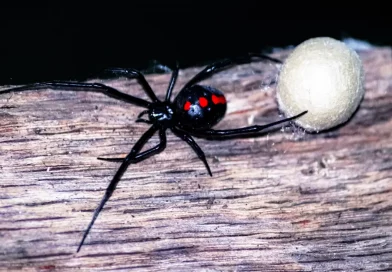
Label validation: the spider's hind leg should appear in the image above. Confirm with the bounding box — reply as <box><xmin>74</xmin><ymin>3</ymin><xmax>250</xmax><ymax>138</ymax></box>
<box><xmin>78</xmin><ymin>126</ymin><xmax>167</xmax><ymax>252</ymax></box>
<box><xmin>182</xmin><ymin>53</ymin><xmax>282</xmax><ymax>90</ymax></box>
<box><xmin>183</xmin><ymin>111</ymin><xmax>308</xmax><ymax>138</ymax></box>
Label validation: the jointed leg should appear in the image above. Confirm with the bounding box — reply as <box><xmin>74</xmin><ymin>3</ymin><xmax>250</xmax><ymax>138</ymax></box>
<box><xmin>0</xmin><ymin>81</ymin><xmax>151</xmax><ymax>108</ymax></box>
<box><xmin>97</xmin><ymin>68</ymin><xmax>159</xmax><ymax>102</ymax></box>
<box><xmin>77</xmin><ymin>126</ymin><xmax>167</xmax><ymax>252</ymax></box>
<box><xmin>134</xmin><ymin>110</ymin><xmax>152</xmax><ymax>124</ymax></box>
<box><xmin>165</xmin><ymin>63</ymin><xmax>179</xmax><ymax>102</ymax></box>
<box><xmin>181</xmin><ymin>53</ymin><xmax>282</xmax><ymax>90</ymax></box>
<box><xmin>97</xmin><ymin>129</ymin><xmax>166</xmax><ymax>162</ymax></box>
<box><xmin>143</xmin><ymin>61</ymin><xmax>173</xmax><ymax>74</ymax></box>
<box><xmin>171</xmin><ymin>127</ymin><xmax>212</xmax><ymax>177</ymax></box>
<box><xmin>183</xmin><ymin>111</ymin><xmax>307</xmax><ymax>138</ymax></box>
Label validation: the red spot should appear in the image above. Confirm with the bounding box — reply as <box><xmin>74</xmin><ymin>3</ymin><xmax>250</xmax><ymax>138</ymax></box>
<box><xmin>212</xmin><ymin>94</ymin><xmax>226</xmax><ymax>105</ymax></box>
<box><xmin>184</xmin><ymin>101</ymin><xmax>191</xmax><ymax>111</ymax></box>
<box><xmin>199</xmin><ymin>97</ymin><xmax>208</xmax><ymax>108</ymax></box>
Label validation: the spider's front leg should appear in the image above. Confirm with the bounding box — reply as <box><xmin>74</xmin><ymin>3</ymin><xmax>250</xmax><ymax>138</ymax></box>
<box><xmin>0</xmin><ymin>81</ymin><xmax>151</xmax><ymax>108</ymax></box>
<box><xmin>95</xmin><ymin>68</ymin><xmax>160</xmax><ymax>102</ymax></box>
<box><xmin>142</xmin><ymin>61</ymin><xmax>173</xmax><ymax>74</ymax></box>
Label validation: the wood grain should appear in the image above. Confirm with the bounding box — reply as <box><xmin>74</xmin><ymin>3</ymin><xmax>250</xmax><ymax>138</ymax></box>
<box><xmin>0</xmin><ymin>47</ymin><xmax>391</xmax><ymax>271</ymax></box>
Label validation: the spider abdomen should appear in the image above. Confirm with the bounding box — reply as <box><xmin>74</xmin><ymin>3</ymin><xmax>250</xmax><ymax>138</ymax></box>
<box><xmin>174</xmin><ymin>85</ymin><xmax>227</xmax><ymax>130</ymax></box>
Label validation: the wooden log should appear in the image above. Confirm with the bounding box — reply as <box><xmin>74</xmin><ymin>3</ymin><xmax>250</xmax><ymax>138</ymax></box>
<box><xmin>0</xmin><ymin>47</ymin><xmax>391</xmax><ymax>271</ymax></box>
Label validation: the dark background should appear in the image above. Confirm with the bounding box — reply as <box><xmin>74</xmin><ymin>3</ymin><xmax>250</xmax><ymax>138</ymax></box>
<box><xmin>1</xmin><ymin>4</ymin><xmax>390</xmax><ymax>85</ymax></box>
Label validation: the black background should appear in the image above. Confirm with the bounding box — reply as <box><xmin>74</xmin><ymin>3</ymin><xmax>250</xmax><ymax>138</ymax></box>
<box><xmin>1</xmin><ymin>4</ymin><xmax>390</xmax><ymax>85</ymax></box>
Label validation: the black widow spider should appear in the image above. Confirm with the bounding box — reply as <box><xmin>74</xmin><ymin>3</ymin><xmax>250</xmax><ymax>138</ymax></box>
<box><xmin>0</xmin><ymin>53</ymin><xmax>307</xmax><ymax>252</ymax></box>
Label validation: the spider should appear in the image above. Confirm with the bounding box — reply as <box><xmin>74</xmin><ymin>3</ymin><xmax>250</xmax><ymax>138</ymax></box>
<box><xmin>0</xmin><ymin>53</ymin><xmax>307</xmax><ymax>252</ymax></box>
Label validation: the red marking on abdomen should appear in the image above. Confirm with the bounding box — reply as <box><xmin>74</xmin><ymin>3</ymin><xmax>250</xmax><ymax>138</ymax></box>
<box><xmin>184</xmin><ymin>101</ymin><xmax>191</xmax><ymax>111</ymax></box>
<box><xmin>212</xmin><ymin>94</ymin><xmax>226</xmax><ymax>105</ymax></box>
<box><xmin>199</xmin><ymin>97</ymin><xmax>208</xmax><ymax>108</ymax></box>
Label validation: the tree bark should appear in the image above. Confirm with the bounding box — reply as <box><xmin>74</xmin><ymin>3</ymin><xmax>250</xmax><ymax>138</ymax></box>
<box><xmin>0</xmin><ymin>47</ymin><xmax>391</xmax><ymax>271</ymax></box>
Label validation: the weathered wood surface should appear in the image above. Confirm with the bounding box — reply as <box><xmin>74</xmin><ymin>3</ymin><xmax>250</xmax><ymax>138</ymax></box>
<box><xmin>0</xmin><ymin>47</ymin><xmax>391</xmax><ymax>272</ymax></box>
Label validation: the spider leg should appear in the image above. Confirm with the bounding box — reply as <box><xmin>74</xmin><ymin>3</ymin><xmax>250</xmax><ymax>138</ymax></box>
<box><xmin>184</xmin><ymin>111</ymin><xmax>307</xmax><ymax>138</ymax></box>
<box><xmin>96</xmin><ymin>135</ymin><xmax>166</xmax><ymax>162</ymax></box>
<box><xmin>97</xmin><ymin>157</ymin><xmax>124</xmax><ymax>162</ymax></box>
<box><xmin>0</xmin><ymin>81</ymin><xmax>150</xmax><ymax>108</ymax></box>
<box><xmin>135</xmin><ymin>110</ymin><xmax>151</xmax><ymax>123</ymax></box>
<box><xmin>165</xmin><ymin>62</ymin><xmax>179</xmax><ymax>102</ymax></box>
<box><xmin>171</xmin><ymin>127</ymin><xmax>212</xmax><ymax>177</ymax></box>
<box><xmin>135</xmin><ymin>119</ymin><xmax>152</xmax><ymax>124</ymax></box>
<box><xmin>143</xmin><ymin>61</ymin><xmax>173</xmax><ymax>74</ymax></box>
<box><xmin>77</xmin><ymin>125</ymin><xmax>167</xmax><ymax>252</ymax></box>
<box><xmin>181</xmin><ymin>53</ymin><xmax>282</xmax><ymax>90</ymax></box>
<box><xmin>98</xmin><ymin>68</ymin><xmax>159</xmax><ymax>102</ymax></box>
<box><xmin>137</xmin><ymin>110</ymin><xmax>149</xmax><ymax>119</ymax></box>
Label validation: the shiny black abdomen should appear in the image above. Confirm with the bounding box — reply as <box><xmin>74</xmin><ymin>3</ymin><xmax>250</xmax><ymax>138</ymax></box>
<box><xmin>174</xmin><ymin>85</ymin><xmax>227</xmax><ymax>130</ymax></box>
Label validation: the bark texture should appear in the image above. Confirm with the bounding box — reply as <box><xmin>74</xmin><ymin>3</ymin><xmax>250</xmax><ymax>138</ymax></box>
<box><xmin>0</xmin><ymin>47</ymin><xmax>391</xmax><ymax>271</ymax></box>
